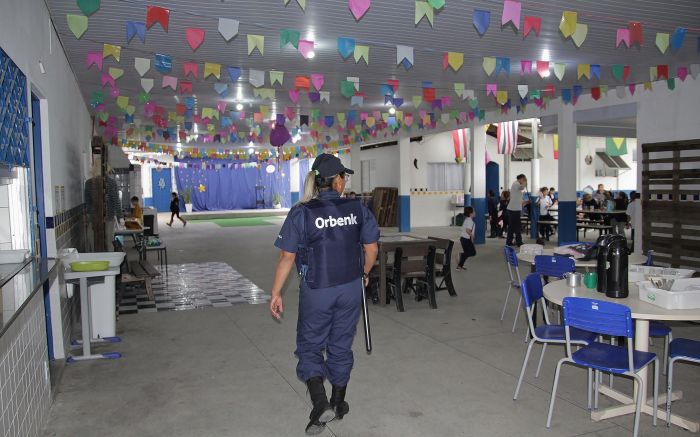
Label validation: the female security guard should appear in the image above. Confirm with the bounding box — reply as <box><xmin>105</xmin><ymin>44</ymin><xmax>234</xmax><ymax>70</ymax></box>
<box><xmin>270</xmin><ymin>154</ymin><xmax>379</xmax><ymax>435</ymax></box>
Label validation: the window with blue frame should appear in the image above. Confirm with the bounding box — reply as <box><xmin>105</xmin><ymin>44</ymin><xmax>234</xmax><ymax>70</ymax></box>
<box><xmin>0</xmin><ymin>46</ymin><xmax>30</xmax><ymax>168</ymax></box>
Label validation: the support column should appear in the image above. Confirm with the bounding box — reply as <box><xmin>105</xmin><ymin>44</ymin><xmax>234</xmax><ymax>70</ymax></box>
<box><xmin>530</xmin><ymin>119</ymin><xmax>541</xmax><ymax>239</ymax></box>
<box><xmin>463</xmin><ymin>147</ymin><xmax>471</xmax><ymax>207</ymax></box>
<box><xmin>398</xmin><ymin>136</ymin><xmax>411</xmax><ymax>232</ymax></box>
<box><xmin>557</xmin><ymin>104</ymin><xmax>577</xmax><ymax>244</ymax></box>
<box><xmin>350</xmin><ymin>142</ymin><xmax>361</xmax><ymax>192</ymax></box>
<box><xmin>470</xmin><ymin>125</ymin><xmax>486</xmax><ymax>244</ymax></box>
<box><xmin>503</xmin><ymin>153</ymin><xmax>511</xmax><ymax>193</ymax></box>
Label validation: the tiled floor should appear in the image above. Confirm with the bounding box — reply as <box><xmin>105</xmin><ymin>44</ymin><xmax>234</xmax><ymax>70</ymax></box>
<box><xmin>118</xmin><ymin>262</ymin><xmax>269</xmax><ymax>315</ymax></box>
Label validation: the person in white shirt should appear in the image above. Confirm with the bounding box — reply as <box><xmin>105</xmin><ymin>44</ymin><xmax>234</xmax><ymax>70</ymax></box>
<box><xmin>537</xmin><ymin>187</ymin><xmax>554</xmax><ymax>240</ymax></box>
<box><xmin>456</xmin><ymin>206</ymin><xmax>476</xmax><ymax>270</ymax></box>
<box><xmin>506</xmin><ymin>174</ymin><xmax>528</xmax><ymax>247</ymax></box>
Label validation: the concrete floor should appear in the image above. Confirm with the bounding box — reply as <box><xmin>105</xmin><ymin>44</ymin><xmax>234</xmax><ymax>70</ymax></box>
<box><xmin>43</xmin><ymin>216</ymin><xmax>700</xmax><ymax>437</ymax></box>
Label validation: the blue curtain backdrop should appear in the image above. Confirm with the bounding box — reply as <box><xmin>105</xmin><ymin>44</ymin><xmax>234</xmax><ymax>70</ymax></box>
<box><xmin>299</xmin><ymin>158</ymin><xmax>310</xmax><ymax>188</ymax></box>
<box><xmin>174</xmin><ymin>160</ymin><xmax>291</xmax><ymax>211</ymax></box>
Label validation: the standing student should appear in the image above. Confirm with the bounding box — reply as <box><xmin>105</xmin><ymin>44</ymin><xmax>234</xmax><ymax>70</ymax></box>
<box><xmin>456</xmin><ymin>206</ymin><xmax>476</xmax><ymax>270</ymax></box>
<box><xmin>270</xmin><ymin>154</ymin><xmax>380</xmax><ymax>435</ymax></box>
<box><xmin>498</xmin><ymin>191</ymin><xmax>510</xmax><ymax>238</ymax></box>
<box><xmin>506</xmin><ymin>174</ymin><xmax>528</xmax><ymax>247</ymax></box>
<box><xmin>487</xmin><ymin>190</ymin><xmax>499</xmax><ymax>238</ymax></box>
<box><xmin>167</xmin><ymin>192</ymin><xmax>187</xmax><ymax>227</ymax></box>
<box><xmin>537</xmin><ymin>187</ymin><xmax>554</xmax><ymax>240</ymax></box>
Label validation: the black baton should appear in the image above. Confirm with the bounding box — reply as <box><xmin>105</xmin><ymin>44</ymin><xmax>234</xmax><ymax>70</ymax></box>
<box><xmin>361</xmin><ymin>279</ymin><xmax>372</xmax><ymax>353</ymax></box>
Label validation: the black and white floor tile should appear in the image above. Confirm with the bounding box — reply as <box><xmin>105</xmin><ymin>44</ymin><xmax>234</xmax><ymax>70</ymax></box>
<box><xmin>118</xmin><ymin>262</ymin><xmax>269</xmax><ymax>315</ymax></box>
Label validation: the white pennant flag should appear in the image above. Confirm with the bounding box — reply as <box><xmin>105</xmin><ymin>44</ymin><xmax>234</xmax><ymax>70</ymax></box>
<box><xmin>141</xmin><ymin>78</ymin><xmax>154</xmax><ymax>92</ymax></box>
<box><xmin>249</xmin><ymin>69</ymin><xmax>265</xmax><ymax>88</ymax></box>
<box><xmin>396</xmin><ymin>45</ymin><xmax>414</xmax><ymax>66</ymax></box>
<box><xmin>347</xmin><ymin>76</ymin><xmax>360</xmax><ymax>91</ymax></box>
<box><xmin>319</xmin><ymin>91</ymin><xmax>330</xmax><ymax>103</ymax></box>
<box><xmin>690</xmin><ymin>64</ymin><xmax>700</xmax><ymax>80</ymax></box>
<box><xmin>616</xmin><ymin>86</ymin><xmax>626</xmax><ymax>99</ymax></box>
<box><xmin>463</xmin><ymin>89</ymin><xmax>475</xmax><ymax>100</ymax></box>
<box><xmin>134</xmin><ymin>57</ymin><xmax>150</xmax><ymax>76</ymax></box>
<box><xmin>518</xmin><ymin>85</ymin><xmax>529</xmax><ymax>99</ymax></box>
<box><xmin>218</xmin><ymin>18</ymin><xmax>239</xmax><ymax>41</ymax></box>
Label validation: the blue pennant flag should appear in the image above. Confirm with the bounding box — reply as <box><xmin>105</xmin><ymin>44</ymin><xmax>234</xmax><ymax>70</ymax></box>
<box><xmin>380</xmin><ymin>84</ymin><xmax>394</xmax><ymax>96</ymax></box>
<box><xmin>337</xmin><ymin>37</ymin><xmax>355</xmax><ymax>59</ymax></box>
<box><xmin>126</xmin><ymin>22</ymin><xmax>145</xmax><ymax>43</ymax></box>
<box><xmin>401</xmin><ymin>58</ymin><xmax>413</xmax><ymax>70</ymax></box>
<box><xmin>671</xmin><ymin>27</ymin><xmax>687</xmax><ymax>51</ymax></box>
<box><xmin>393</xmin><ymin>97</ymin><xmax>404</xmax><ymax>107</ymax></box>
<box><xmin>324</xmin><ymin>115</ymin><xmax>334</xmax><ymax>128</ymax></box>
<box><xmin>154</xmin><ymin>53</ymin><xmax>172</xmax><ymax>74</ymax></box>
<box><xmin>227</xmin><ymin>67</ymin><xmax>241</xmax><ymax>82</ymax></box>
<box><xmin>421</xmin><ymin>81</ymin><xmax>433</xmax><ymax>88</ymax></box>
<box><xmin>384</xmin><ymin>95</ymin><xmax>393</xmax><ymax>105</ymax></box>
<box><xmin>495</xmin><ymin>57</ymin><xmax>510</xmax><ymax>76</ymax></box>
<box><xmin>125</xmin><ymin>114</ymin><xmax>134</xmax><ymax>123</ymax></box>
<box><xmin>185</xmin><ymin>97</ymin><xmax>195</xmax><ymax>110</ymax></box>
<box><xmin>590</xmin><ymin>64</ymin><xmax>601</xmax><ymax>80</ymax></box>
<box><xmin>561</xmin><ymin>89</ymin><xmax>572</xmax><ymax>104</ymax></box>
<box><xmin>473</xmin><ymin>9</ymin><xmax>491</xmax><ymax>36</ymax></box>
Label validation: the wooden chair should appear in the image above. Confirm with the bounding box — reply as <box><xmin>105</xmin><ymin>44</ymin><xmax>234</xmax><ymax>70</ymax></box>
<box><xmin>387</xmin><ymin>244</ymin><xmax>437</xmax><ymax>312</ymax></box>
<box><xmin>428</xmin><ymin>236</ymin><xmax>457</xmax><ymax>297</ymax></box>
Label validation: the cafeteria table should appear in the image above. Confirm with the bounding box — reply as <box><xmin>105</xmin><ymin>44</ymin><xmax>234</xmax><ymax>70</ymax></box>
<box><xmin>516</xmin><ymin>245</ymin><xmax>647</xmax><ymax>270</ymax></box>
<box><xmin>377</xmin><ymin>235</ymin><xmax>435</xmax><ymax>306</ymax></box>
<box><xmin>543</xmin><ymin>281</ymin><xmax>700</xmax><ymax>432</ymax></box>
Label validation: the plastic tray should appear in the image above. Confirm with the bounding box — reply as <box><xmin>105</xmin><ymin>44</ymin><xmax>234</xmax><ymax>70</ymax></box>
<box><xmin>70</xmin><ymin>261</ymin><xmax>110</xmax><ymax>272</ymax></box>
<box><xmin>638</xmin><ymin>281</ymin><xmax>700</xmax><ymax>310</ymax></box>
<box><xmin>628</xmin><ymin>266</ymin><xmax>695</xmax><ymax>283</ymax></box>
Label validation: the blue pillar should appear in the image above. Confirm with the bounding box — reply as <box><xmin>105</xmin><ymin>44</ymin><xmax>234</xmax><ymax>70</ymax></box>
<box><xmin>557</xmin><ymin>201</ymin><xmax>577</xmax><ymax>245</ymax></box>
<box><xmin>530</xmin><ymin>194</ymin><xmax>539</xmax><ymax>239</ymax></box>
<box><xmin>472</xmin><ymin>197</ymin><xmax>486</xmax><ymax>244</ymax></box>
<box><xmin>463</xmin><ymin>193</ymin><xmax>472</xmax><ymax>206</ymax></box>
<box><xmin>398</xmin><ymin>195</ymin><xmax>410</xmax><ymax>232</ymax></box>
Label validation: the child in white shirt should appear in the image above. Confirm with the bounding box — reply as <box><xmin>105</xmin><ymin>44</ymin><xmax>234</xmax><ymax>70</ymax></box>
<box><xmin>457</xmin><ymin>207</ymin><xmax>476</xmax><ymax>270</ymax></box>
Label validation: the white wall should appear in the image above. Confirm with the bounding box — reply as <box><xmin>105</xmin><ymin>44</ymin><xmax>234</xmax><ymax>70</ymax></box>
<box><xmin>0</xmin><ymin>0</ymin><xmax>92</xmax><ymax>255</ymax></box>
<box><xmin>358</xmin><ymin>145</ymin><xmax>400</xmax><ymax>190</ymax></box>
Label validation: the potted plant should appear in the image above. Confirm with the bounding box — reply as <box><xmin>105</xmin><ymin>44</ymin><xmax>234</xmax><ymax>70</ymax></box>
<box><xmin>182</xmin><ymin>188</ymin><xmax>193</xmax><ymax>213</ymax></box>
<box><xmin>272</xmin><ymin>193</ymin><xmax>282</xmax><ymax>209</ymax></box>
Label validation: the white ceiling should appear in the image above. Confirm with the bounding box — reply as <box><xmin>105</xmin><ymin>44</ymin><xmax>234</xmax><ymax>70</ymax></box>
<box><xmin>45</xmin><ymin>0</ymin><xmax>700</xmax><ymax>143</ymax></box>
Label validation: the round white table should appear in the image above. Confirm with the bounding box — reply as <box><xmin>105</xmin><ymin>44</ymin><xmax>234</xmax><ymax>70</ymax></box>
<box><xmin>517</xmin><ymin>246</ymin><xmax>648</xmax><ymax>269</ymax></box>
<box><xmin>543</xmin><ymin>281</ymin><xmax>700</xmax><ymax>432</ymax></box>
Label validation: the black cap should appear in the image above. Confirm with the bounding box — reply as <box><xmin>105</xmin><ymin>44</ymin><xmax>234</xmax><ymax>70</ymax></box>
<box><xmin>311</xmin><ymin>153</ymin><xmax>354</xmax><ymax>178</ymax></box>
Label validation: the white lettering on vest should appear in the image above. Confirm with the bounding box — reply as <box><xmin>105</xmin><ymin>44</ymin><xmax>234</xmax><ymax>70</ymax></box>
<box><xmin>314</xmin><ymin>213</ymin><xmax>358</xmax><ymax>229</ymax></box>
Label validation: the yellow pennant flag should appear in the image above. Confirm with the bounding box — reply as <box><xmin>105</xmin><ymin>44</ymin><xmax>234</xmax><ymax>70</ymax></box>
<box><xmin>559</xmin><ymin>11</ymin><xmax>577</xmax><ymax>38</ymax></box>
<box><xmin>395</xmin><ymin>111</ymin><xmax>404</xmax><ymax>121</ymax></box>
<box><xmin>496</xmin><ymin>90</ymin><xmax>508</xmax><ymax>105</ymax></box>
<box><xmin>108</xmin><ymin>67</ymin><xmax>124</xmax><ymax>80</ymax></box>
<box><xmin>260</xmin><ymin>105</ymin><xmax>270</xmax><ymax>118</ymax></box>
<box><xmin>482</xmin><ymin>57</ymin><xmax>496</xmax><ymax>76</ymax></box>
<box><xmin>269</xmin><ymin>70</ymin><xmax>284</xmax><ymax>86</ymax></box>
<box><xmin>649</xmin><ymin>67</ymin><xmax>658</xmax><ymax>81</ymax></box>
<box><xmin>577</xmin><ymin>64</ymin><xmax>590</xmax><ymax>80</ymax></box>
<box><xmin>447</xmin><ymin>52</ymin><xmax>464</xmax><ymax>71</ymax></box>
<box><xmin>366</xmin><ymin>117</ymin><xmax>376</xmax><ymax>128</ymax></box>
<box><xmin>203</xmin><ymin>63</ymin><xmax>221</xmax><ymax>79</ymax></box>
<box><xmin>248</xmin><ymin>34</ymin><xmax>265</xmax><ymax>55</ymax></box>
<box><xmin>168</xmin><ymin>111</ymin><xmax>177</xmax><ymax>122</ymax></box>
<box><xmin>116</xmin><ymin>96</ymin><xmax>129</xmax><ymax>109</ymax></box>
<box><xmin>354</xmin><ymin>45</ymin><xmax>369</xmax><ymax>64</ymax></box>
<box><xmin>644</xmin><ymin>82</ymin><xmax>653</xmax><ymax>91</ymax></box>
<box><xmin>415</xmin><ymin>1</ymin><xmax>434</xmax><ymax>26</ymax></box>
<box><xmin>103</xmin><ymin>44</ymin><xmax>121</xmax><ymax>62</ymax></box>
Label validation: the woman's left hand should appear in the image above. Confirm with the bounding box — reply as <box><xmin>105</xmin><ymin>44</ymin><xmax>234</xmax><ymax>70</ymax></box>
<box><xmin>269</xmin><ymin>295</ymin><xmax>284</xmax><ymax>320</ymax></box>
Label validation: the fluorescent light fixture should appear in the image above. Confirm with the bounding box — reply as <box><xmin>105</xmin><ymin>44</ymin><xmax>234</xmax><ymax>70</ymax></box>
<box><xmin>389</xmin><ymin>107</ymin><xmax>396</xmax><ymax>115</ymax></box>
<box><xmin>307</xmin><ymin>51</ymin><xmax>315</xmax><ymax>59</ymax></box>
<box><xmin>236</xmin><ymin>103</ymin><xmax>243</xmax><ymax>111</ymax></box>
<box><xmin>248</xmin><ymin>147</ymin><xmax>254</xmax><ymax>155</ymax></box>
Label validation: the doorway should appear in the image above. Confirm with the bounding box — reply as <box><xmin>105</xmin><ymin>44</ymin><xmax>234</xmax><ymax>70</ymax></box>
<box><xmin>486</xmin><ymin>162</ymin><xmax>500</xmax><ymax>197</ymax></box>
<box><xmin>151</xmin><ymin>168</ymin><xmax>172</xmax><ymax>212</ymax></box>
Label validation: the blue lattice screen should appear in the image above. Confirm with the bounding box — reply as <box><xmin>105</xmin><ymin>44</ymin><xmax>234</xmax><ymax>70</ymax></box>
<box><xmin>0</xmin><ymin>47</ymin><xmax>29</xmax><ymax>167</ymax></box>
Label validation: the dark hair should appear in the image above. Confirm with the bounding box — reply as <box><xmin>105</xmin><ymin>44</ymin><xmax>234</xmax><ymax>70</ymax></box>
<box><xmin>540</xmin><ymin>186</ymin><xmax>548</xmax><ymax>193</ymax></box>
<box><xmin>130</xmin><ymin>196</ymin><xmax>139</xmax><ymax>202</ymax></box>
<box><xmin>488</xmin><ymin>190</ymin><xmax>495</xmax><ymax>197</ymax></box>
<box><xmin>516</xmin><ymin>174</ymin><xmax>526</xmax><ymax>181</ymax></box>
<box><xmin>172</xmin><ymin>192</ymin><xmax>178</xmax><ymax>196</ymax></box>
<box><xmin>315</xmin><ymin>171</ymin><xmax>344</xmax><ymax>191</ymax></box>
<box><xmin>463</xmin><ymin>206</ymin><xmax>474</xmax><ymax>216</ymax></box>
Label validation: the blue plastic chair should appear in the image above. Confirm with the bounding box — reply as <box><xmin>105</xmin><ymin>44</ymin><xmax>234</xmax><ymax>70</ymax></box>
<box><xmin>667</xmin><ymin>338</ymin><xmax>700</xmax><ymax>427</ymax></box>
<box><xmin>534</xmin><ymin>255</ymin><xmax>576</xmax><ymax>280</ymax></box>
<box><xmin>501</xmin><ymin>246</ymin><xmax>523</xmax><ymax>333</ymax></box>
<box><xmin>546</xmin><ymin>297</ymin><xmax>659</xmax><ymax>437</ymax></box>
<box><xmin>513</xmin><ymin>274</ymin><xmax>596</xmax><ymax>400</ymax></box>
<box><xmin>649</xmin><ymin>321</ymin><xmax>672</xmax><ymax>375</ymax></box>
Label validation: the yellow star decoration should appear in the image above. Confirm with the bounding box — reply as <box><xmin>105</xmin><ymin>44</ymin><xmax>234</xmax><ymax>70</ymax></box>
<box><xmin>198</xmin><ymin>184</ymin><xmax>206</xmax><ymax>193</ymax></box>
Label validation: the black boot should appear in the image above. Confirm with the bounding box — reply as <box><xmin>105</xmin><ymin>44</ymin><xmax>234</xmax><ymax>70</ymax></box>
<box><xmin>305</xmin><ymin>377</ymin><xmax>334</xmax><ymax>435</ymax></box>
<box><xmin>330</xmin><ymin>385</ymin><xmax>350</xmax><ymax>420</ymax></box>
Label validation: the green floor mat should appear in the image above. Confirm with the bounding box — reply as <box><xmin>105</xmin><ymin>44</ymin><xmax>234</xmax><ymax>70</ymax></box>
<box><xmin>190</xmin><ymin>217</ymin><xmax>282</xmax><ymax>227</ymax></box>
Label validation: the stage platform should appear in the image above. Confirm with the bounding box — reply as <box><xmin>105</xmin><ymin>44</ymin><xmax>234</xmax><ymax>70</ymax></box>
<box><xmin>179</xmin><ymin>208</ymin><xmax>290</xmax><ymax>221</ymax></box>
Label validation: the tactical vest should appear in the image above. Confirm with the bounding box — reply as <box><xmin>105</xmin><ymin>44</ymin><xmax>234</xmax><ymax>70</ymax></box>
<box><xmin>298</xmin><ymin>197</ymin><xmax>364</xmax><ymax>289</ymax></box>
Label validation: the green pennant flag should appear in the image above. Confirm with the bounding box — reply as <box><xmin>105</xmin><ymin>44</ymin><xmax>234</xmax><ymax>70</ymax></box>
<box><xmin>340</xmin><ymin>80</ymin><xmax>356</xmax><ymax>98</ymax></box>
<box><xmin>138</xmin><ymin>92</ymin><xmax>150</xmax><ymax>104</ymax></box>
<box><xmin>478</xmin><ymin>110</ymin><xmax>486</xmax><ymax>121</ymax></box>
<box><xmin>606</xmin><ymin>137</ymin><xmax>628</xmax><ymax>156</ymax></box>
<box><xmin>311</xmin><ymin>109</ymin><xmax>321</xmax><ymax>120</ymax></box>
<box><xmin>280</xmin><ymin>29</ymin><xmax>300</xmax><ymax>48</ymax></box>
<box><xmin>468</xmin><ymin>98</ymin><xmax>479</xmax><ymax>109</ymax></box>
<box><xmin>412</xmin><ymin>95</ymin><xmax>422</xmax><ymax>107</ymax></box>
<box><xmin>611</xmin><ymin>64</ymin><xmax>624</xmax><ymax>81</ymax></box>
<box><xmin>91</xmin><ymin>91</ymin><xmax>104</xmax><ymax>105</ymax></box>
<box><xmin>450</xmin><ymin>109</ymin><xmax>459</xmax><ymax>120</ymax></box>
<box><xmin>667</xmin><ymin>78</ymin><xmax>676</xmax><ymax>90</ymax></box>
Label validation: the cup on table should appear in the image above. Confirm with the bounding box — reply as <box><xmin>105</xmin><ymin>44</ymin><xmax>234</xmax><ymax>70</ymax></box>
<box><xmin>584</xmin><ymin>272</ymin><xmax>598</xmax><ymax>289</ymax></box>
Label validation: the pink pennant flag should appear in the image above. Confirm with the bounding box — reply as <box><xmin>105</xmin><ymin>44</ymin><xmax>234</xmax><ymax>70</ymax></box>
<box><xmin>387</xmin><ymin>79</ymin><xmax>400</xmax><ymax>92</ymax></box>
<box><xmin>523</xmin><ymin>16</ymin><xmax>541</xmax><ymax>38</ymax></box>
<box><xmin>677</xmin><ymin>66</ymin><xmax>688</xmax><ymax>81</ymax></box>
<box><xmin>162</xmin><ymin>75</ymin><xmax>178</xmax><ymax>90</ymax></box>
<box><xmin>285</xmin><ymin>107</ymin><xmax>296</xmax><ymax>120</ymax></box>
<box><xmin>183</xmin><ymin>62</ymin><xmax>199</xmax><ymax>79</ymax></box>
<box><xmin>349</xmin><ymin>0</ymin><xmax>371</xmax><ymax>20</ymax></box>
<box><xmin>520</xmin><ymin>59</ymin><xmax>532</xmax><ymax>74</ymax></box>
<box><xmin>486</xmin><ymin>83</ymin><xmax>497</xmax><ymax>96</ymax></box>
<box><xmin>628</xmin><ymin>84</ymin><xmax>636</xmax><ymax>95</ymax></box>
<box><xmin>298</xmin><ymin>40</ymin><xmax>315</xmax><ymax>59</ymax></box>
<box><xmin>86</xmin><ymin>51</ymin><xmax>103</xmax><ymax>70</ymax></box>
<box><xmin>536</xmin><ymin>60</ymin><xmax>549</xmax><ymax>78</ymax></box>
<box><xmin>289</xmin><ymin>89</ymin><xmax>300</xmax><ymax>103</ymax></box>
<box><xmin>419</xmin><ymin>110</ymin><xmax>427</xmax><ymax>119</ymax></box>
<box><xmin>545</xmin><ymin>84</ymin><xmax>556</xmax><ymax>97</ymax></box>
<box><xmin>501</xmin><ymin>0</ymin><xmax>521</xmax><ymax>30</ymax></box>
<box><xmin>360</xmin><ymin>112</ymin><xmax>368</xmax><ymax>121</ymax></box>
<box><xmin>616</xmin><ymin>28</ymin><xmax>631</xmax><ymax>48</ymax></box>
<box><xmin>404</xmin><ymin>114</ymin><xmax>413</xmax><ymax>127</ymax></box>
<box><xmin>109</xmin><ymin>87</ymin><xmax>120</xmax><ymax>98</ymax></box>
<box><xmin>185</xmin><ymin>28</ymin><xmax>205</xmax><ymax>51</ymax></box>
<box><xmin>459</xmin><ymin>112</ymin><xmax>467</xmax><ymax>123</ymax></box>
<box><xmin>311</xmin><ymin>73</ymin><xmax>324</xmax><ymax>90</ymax></box>
<box><xmin>101</xmin><ymin>73</ymin><xmax>115</xmax><ymax>88</ymax></box>
<box><xmin>441</xmin><ymin>95</ymin><xmax>451</xmax><ymax>107</ymax></box>
<box><xmin>468</xmin><ymin>111</ymin><xmax>475</xmax><ymax>121</ymax></box>
<box><xmin>217</xmin><ymin>101</ymin><xmax>227</xmax><ymax>113</ymax></box>
<box><xmin>442</xmin><ymin>53</ymin><xmax>449</xmax><ymax>70</ymax></box>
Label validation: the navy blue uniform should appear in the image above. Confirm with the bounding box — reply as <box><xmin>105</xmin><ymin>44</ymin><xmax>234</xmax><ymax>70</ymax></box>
<box><xmin>275</xmin><ymin>191</ymin><xmax>379</xmax><ymax>386</ymax></box>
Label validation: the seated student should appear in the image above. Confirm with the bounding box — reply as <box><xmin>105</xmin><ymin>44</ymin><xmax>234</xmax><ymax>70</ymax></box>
<box><xmin>130</xmin><ymin>196</ymin><xmax>143</xmax><ymax>222</ymax></box>
<box><xmin>536</xmin><ymin>187</ymin><xmax>554</xmax><ymax>240</ymax></box>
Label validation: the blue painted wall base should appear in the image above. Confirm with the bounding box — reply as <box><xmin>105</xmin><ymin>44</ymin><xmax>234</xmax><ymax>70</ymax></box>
<box><xmin>472</xmin><ymin>197</ymin><xmax>486</xmax><ymax>244</ymax></box>
<box><xmin>463</xmin><ymin>194</ymin><xmax>472</xmax><ymax>207</ymax></box>
<box><xmin>291</xmin><ymin>191</ymin><xmax>300</xmax><ymax>205</ymax></box>
<box><xmin>398</xmin><ymin>195</ymin><xmax>410</xmax><ymax>232</ymax></box>
<box><xmin>557</xmin><ymin>201</ymin><xmax>577</xmax><ymax>245</ymax></box>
